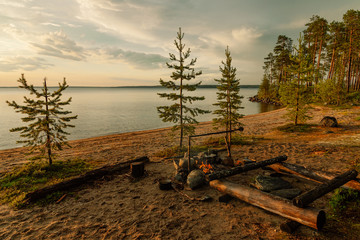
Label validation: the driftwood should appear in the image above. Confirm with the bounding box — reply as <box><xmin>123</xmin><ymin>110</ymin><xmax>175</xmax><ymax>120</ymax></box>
<box><xmin>25</xmin><ymin>156</ymin><xmax>149</xmax><ymax>203</ymax></box>
<box><xmin>206</xmin><ymin>155</ymin><xmax>287</xmax><ymax>181</ymax></box>
<box><xmin>266</xmin><ymin>162</ymin><xmax>360</xmax><ymax>191</ymax></box>
<box><xmin>293</xmin><ymin>169</ymin><xmax>358</xmax><ymax>208</ymax></box>
<box><xmin>210</xmin><ymin>179</ymin><xmax>326</xmax><ymax>230</ymax></box>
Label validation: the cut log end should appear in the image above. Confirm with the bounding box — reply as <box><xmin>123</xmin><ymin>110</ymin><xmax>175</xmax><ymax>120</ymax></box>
<box><xmin>317</xmin><ymin>210</ymin><xmax>326</xmax><ymax>231</ymax></box>
<box><xmin>130</xmin><ymin>162</ymin><xmax>145</xmax><ymax>178</ymax></box>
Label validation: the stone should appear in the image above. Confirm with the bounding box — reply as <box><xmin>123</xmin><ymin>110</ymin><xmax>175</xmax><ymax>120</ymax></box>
<box><xmin>187</xmin><ymin>170</ymin><xmax>205</xmax><ymax>189</ymax></box>
<box><xmin>179</xmin><ymin>157</ymin><xmax>195</xmax><ymax>171</ymax></box>
<box><xmin>270</xmin><ymin>188</ymin><xmax>302</xmax><ymax>200</ymax></box>
<box><xmin>254</xmin><ymin>175</ymin><xmax>292</xmax><ymax>192</ymax></box>
<box><xmin>320</xmin><ymin>116</ymin><xmax>338</xmax><ymax>127</ymax></box>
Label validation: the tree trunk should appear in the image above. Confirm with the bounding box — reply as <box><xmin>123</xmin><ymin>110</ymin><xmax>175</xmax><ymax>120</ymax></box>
<box><xmin>206</xmin><ymin>155</ymin><xmax>287</xmax><ymax>181</ymax></box>
<box><xmin>210</xmin><ymin>180</ymin><xmax>326</xmax><ymax>230</ymax></box>
<box><xmin>293</xmin><ymin>169</ymin><xmax>358</xmax><ymax>208</ymax></box>
<box><xmin>347</xmin><ymin>29</ymin><xmax>354</xmax><ymax>93</ymax></box>
<box><xmin>43</xmin><ymin>78</ymin><xmax>52</xmax><ymax>165</ymax></box>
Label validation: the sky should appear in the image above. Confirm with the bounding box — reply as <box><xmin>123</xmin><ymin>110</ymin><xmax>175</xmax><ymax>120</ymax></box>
<box><xmin>0</xmin><ymin>0</ymin><xmax>359</xmax><ymax>87</ymax></box>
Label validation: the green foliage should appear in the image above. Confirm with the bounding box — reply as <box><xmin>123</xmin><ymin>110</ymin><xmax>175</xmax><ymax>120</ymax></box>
<box><xmin>329</xmin><ymin>188</ymin><xmax>360</xmax><ymax>215</ymax></box>
<box><xmin>213</xmin><ymin>46</ymin><xmax>243</xmax><ymax>156</ymax></box>
<box><xmin>316</xmin><ymin>78</ymin><xmax>346</xmax><ymax>105</ymax></box>
<box><xmin>7</xmin><ymin>74</ymin><xmax>77</xmax><ymax>165</ymax></box>
<box><xmin>157</xmin><ymin>28</ymin><xmax>209</xmax><ymax>148</ymax></box>
<box><xmin>0</xmin><ymin>159</ymin><xmax>92</xmax><ymax>208</ymax></box>
<box><xmin>277</xmin><ymin>123</ymin><xmax>315</xmax><ymax>133</ymax></box>
<box><xmin>279</xmin><ymin>35</ymin><xmax>313</xmax><ymax>125</ymax></box>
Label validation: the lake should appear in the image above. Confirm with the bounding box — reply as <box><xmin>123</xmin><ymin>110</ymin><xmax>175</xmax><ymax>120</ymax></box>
<box><xmin>0</xmin><ymin>87</ymin><xmax>279</xmax><ymax>150</ymax></box>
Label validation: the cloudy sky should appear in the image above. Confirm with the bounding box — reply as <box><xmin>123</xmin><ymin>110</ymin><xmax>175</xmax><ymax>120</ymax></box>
<box><xmin>0</xmin><ymin>0</ymin><xmax>359</xmax><ymax>86</ymax></box>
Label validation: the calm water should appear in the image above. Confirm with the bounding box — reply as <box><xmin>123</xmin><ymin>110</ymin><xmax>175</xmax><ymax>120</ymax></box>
<box><xmin>0</xmin><ymin>87</ymin><xmax>279</xmax><ymax>150</ymax></box>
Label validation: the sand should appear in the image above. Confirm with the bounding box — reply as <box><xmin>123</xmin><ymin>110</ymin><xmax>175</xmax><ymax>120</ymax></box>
<box><xmin>1</xmin><ymin>106</ymin><xmax>360</xmax><ymax>239</ymax></box>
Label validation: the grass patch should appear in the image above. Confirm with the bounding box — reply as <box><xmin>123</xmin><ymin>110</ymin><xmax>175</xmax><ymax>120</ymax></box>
<box><xmin>277</xmin><ymin>123</ymin><xmax>315</xmax><ymax>133</ymax></box>
<box><xmin>203</xmin><ymin>134</ymin><xmax>260</xmax><ymax>147</ymax></box>
<box><xmin>0</xmin><ymin>159</ymin><xmax>93</xmax><ymax>208</ymax></box>
<box><xmin>355</xmin><ymin>116</ymin><xmax>360</xmax><ymax>121</ymax></box>
<box><xmin>329</xmin><ymin>188</ymin><xmax>360</xmax><ymax>215</ymax></box>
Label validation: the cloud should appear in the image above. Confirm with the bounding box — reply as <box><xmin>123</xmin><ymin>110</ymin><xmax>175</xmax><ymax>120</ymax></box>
<box><xmin>0</xmin><ymin>56</ymin><xmax>53</xmax><ymax>72</ymax></box>
<box><xmin>232</xmin><ymin>27</ymin><xmax>263</xmax><ymax>44</ymax></box>
<box><xmin>98</xmin><ymin>48</ymin><xmax>167</xmax><ymax>69</ymax></box>
<box><xmin>76</xmin><ymin>0</ymin><xmax>161</xmax><ymax>43</ymax></box>
<box><xmin>31</xmin><ymin>31</ymin><xmax>87</xmax><ymax>61</ymax></box>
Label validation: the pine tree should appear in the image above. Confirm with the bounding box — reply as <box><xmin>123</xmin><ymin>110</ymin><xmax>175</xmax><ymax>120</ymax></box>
<box><xmin>280</xmin><ymin>36</ymin><xmax>313</xmax><ymax>125</ymax></box>
<box><xmin>7</xmin><ymin>74</ymin><xmax>77</xmax><ymax>165</ymax></box>
<box><xmin>213</xmin><ymin>46</ymin><xmax>243</xmax><ymax>158</ymax></box>
<box><xmin>157</xmin><ymin>28</ymin><xmax>209</xmax><ymax>149</ymax></box>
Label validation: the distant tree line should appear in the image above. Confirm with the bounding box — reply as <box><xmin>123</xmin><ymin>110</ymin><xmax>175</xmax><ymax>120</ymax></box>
<box><xmin>258</xmin><ymin>9</ymin><xmax>360</xmax><ymax>106</ymax></box>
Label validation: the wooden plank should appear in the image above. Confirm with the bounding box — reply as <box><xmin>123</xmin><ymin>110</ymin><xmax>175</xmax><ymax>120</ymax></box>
<box><xmin>210</xmin><ymin>179</ymin><xmax>326</xmax><ymax>230</ymax></box>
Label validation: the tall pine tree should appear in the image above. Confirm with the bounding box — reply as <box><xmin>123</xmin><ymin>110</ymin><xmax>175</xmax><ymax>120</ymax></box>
<box><xmin>7</xmin><ymin>74</ymin><xmax>77</xmax><ymax>165</ymax></box>
<box><xmin>157</xmin><ymin>28</ymin><xmax>209</xmax><ymax>149</ymax></box>
<box><xmin>213</xmin><ymin>46</ymin><xmax>243</xmax><ymax>158</ymax></box>
<box><xmin>280</xmin><ymin>36</ymin><xmax>313</xmax><ymax>125</ymax></box>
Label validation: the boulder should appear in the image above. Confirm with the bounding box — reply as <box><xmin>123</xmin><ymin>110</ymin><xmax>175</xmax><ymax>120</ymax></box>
<box><xmin>187</xmin><ymin>170</ymin><xmax>205</xmax><ymax>189</ymax></box>
<box><xmin>254</xmin><ymin>175</ymin><xmax>292</xmax><ymax>192</ymax></box>
<box><xmin>320</xmin><ymin>116</ymin><xmax>338</xmax><ymax>127</ymax></box>
<box><xmin>270</xmin><ymin>188</ymin><xmax>302</xmax><ymax>200</ymax></box>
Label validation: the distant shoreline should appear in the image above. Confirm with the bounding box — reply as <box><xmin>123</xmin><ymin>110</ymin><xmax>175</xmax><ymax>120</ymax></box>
<box><xmin>0</xmin><ymin>85</ymin><xmax>260</xmax><ymax>89</ymax></box>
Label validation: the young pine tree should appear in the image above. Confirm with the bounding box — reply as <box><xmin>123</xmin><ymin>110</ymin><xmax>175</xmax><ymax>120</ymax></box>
<box><xmin>7</xmin><ymin>74</ymin><xmax>77</xmax><ymax>165</ymax></box>
<box><xmin>279</xmin><ymin>36</ymin><xmax>313</xmax><ymax>125</ymax></box>
<box><xmin>213</xmin><ymin>46</ymin><xmax>244</xmax><ymax>158</ymax></box>
<box><xmin>157</xmin><ymin>28</ymin><xmax>209</xmax><ymax>149</ymax></box>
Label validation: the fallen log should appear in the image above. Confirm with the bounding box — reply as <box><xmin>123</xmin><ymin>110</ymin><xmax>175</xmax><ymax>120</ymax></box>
<box><xmin>210</xmin><ymin>180</ymin><xmax>326</xmax><ymax>230</ymax></box>
<box><xmin>206</xmin><ymin>155</ymin><xmax>287</xmax><ymax>181</ymax></box>
<box><xmin>25</xmin><ymin>156</ymin><xmax>149</xmax><ymax>203</ymax></box>
<box><xmin>293</xmin><ymin>169</ymin><xmax>358</xmax><ymax>208</ymax></box>
<box><xmin>266</xmin><ymin>162</ymin><xmax>360</xmax><ymax>191</ymax></box>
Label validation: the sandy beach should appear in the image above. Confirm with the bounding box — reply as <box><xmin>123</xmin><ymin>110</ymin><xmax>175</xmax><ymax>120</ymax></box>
<box><xmin>1</xmin><ymin>106</ymin><xmax>360</xmax><ymax>239</ymax></box>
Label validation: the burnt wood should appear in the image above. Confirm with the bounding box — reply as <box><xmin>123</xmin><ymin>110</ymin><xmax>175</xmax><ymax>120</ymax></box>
<box><xmin>206</xmin><ymin>155</ymin><xmax>287</xmax><ymax>181</ymax></box>
<box><xmin>131</xmin><ymin>162</ymin><xmax>145</xmax><ymax>178</ymax></box>
<box><xmin>267</xmin><ymin>162</ymin><xmax>360</xmax><ymax>191</ymax></box>
<box><xmin>210</xmin><ymin>179</ymin><xmax>326</xmax><ymax>230</ymax></box>
<box><xmin>293</xmin><ymin>169</ymin><xmax>358</xmax><ymax>208</ymax></box>
<box><xmin>280</xmin><ymin>220</ymin><xmax>301</xmax><ymax>233</ymax></box>
<box><xmin>25</xmin><ymin>156</ymin><xmax>149</xmax><ymax>203</ymax></box>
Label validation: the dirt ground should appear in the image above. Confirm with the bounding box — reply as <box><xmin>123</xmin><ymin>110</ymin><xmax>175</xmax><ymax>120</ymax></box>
<box><xmin>1</xmin><ymin>106</ymin><xmax>360</xmax><ymax>239</ymax></box>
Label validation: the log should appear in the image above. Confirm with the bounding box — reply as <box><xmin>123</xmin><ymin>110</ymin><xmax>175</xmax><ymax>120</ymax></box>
<box><xmin>206</xmin><ymin>155</ymin><xmax>287</xmax><ymax>181</ymax></box>
<box><xmin>267</xmin><ymin>162</ymin><xmax>360</xmax><ymax>191</ymax></box>
<box><xmin>293</xmin><ymin>169</ymin><xmax>358</xmax><ymax>208</ymax></box>
<box><xmin>25</xmin><ymin>156</ymin><xmax>149</xmax><ymax>203</ymax></box>
<box><xmin>210</xmin><ymin>180</ymin><xmax>326</xmax><ymax>230</ymax></box>
<box><xmin>131</xmin><ymin>162</ymin><xmax>145</xmax><ymax>178</ymax></box>
<box><xmin>280</xmin><ymin>220</ymin><xmax>301</xmax><ymax>233</ymax></box>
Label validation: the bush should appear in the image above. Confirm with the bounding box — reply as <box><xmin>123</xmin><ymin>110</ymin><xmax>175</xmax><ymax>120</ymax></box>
<box><xmin>329</xmin><ymin>188</ymin><xmax>360</xmax><ymax>214</ymax></box>
<box><xmin>277</xmin><ymin>123</ymin><xmax>315</xmax><ymax>133</ymax></box>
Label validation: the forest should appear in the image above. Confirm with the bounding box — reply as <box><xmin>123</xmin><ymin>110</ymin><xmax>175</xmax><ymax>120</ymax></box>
<box><xmin>257</xmin><ymin>9</ymin><xmax>360</xmax><ymax>106</ymax></box>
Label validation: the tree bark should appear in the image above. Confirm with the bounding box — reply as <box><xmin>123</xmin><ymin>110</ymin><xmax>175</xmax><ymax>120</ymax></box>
<box><xmin>210</xmin><ymin>180</ymin><xmax>326</xmax><ymax>230</ymax></box>
<box><xmin>25</xmin><ymin>156</ymin><xmax>149</xmax><ymax>203</ymax></box>
<box><xmin>293</xmin><ymin>169</ymin><xmax>358</xmax><ymax>208</ymax></box>
<box><xmin>206</xmin><ymin>155</ymin><xmax>287</xmax><ymax>181</ymax></box>
<box><xmin>267</xmin><ymin>162</ymin><xmax>360</xmax><ymax>191</ymax></box>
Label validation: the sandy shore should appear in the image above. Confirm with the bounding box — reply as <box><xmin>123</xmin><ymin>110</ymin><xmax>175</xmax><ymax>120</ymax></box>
<box><xmin>1</xmin><ymin>106</ymin><xmax>360</xmax><ymax>239</ymax></box>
